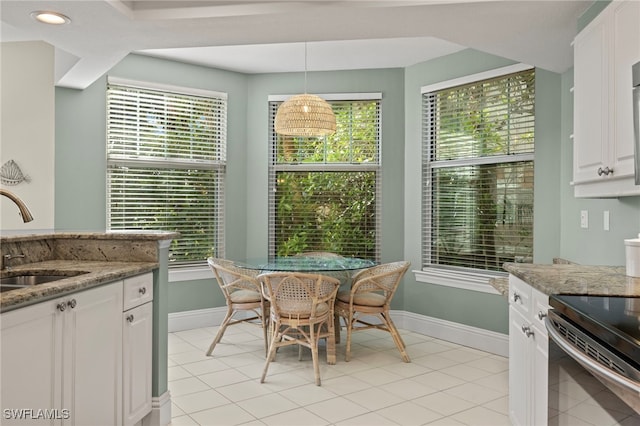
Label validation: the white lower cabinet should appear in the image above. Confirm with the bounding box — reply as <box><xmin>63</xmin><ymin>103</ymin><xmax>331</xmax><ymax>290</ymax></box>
<box><xmin>122</xmin><ymin>273</ymin><xmax>153</xmax><ymax>426</ymax></box>
<box><xmin>1</xmin><ymin>281</ymin><xmax>123</xmax><ymax>425</ymax></box>
<box><xmin>0</xmin><ymin>272</ymin><xmax>154</xmax><ymax>426</ymax></box>
<box><xmin>508</xmin><ymin>275</ymin><xmax>549</xmax><ymax>426</ymax></box>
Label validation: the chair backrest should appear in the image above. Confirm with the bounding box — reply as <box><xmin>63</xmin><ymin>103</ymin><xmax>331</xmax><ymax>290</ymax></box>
<box><xmin>259</xmin><ymin>272</ymin><xmax>340</xmax><ymax>320</ymax></box>
<box><xmin>294</xmin><ymin>251</ymin><xmax>342</xmax><ymax>258</ymax></box>
<box><xmin>350</xmin><ymin>261</ymin><xmax>410</xmax><ymax>302</ymax></box>
<box><xmin>207</xmin><ymin>258</ymin><xmax>262</xmax><ymax>298</ymax></box>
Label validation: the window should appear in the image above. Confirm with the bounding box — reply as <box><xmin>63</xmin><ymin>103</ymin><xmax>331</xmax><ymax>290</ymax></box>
<box><xmin>106</xmin><ymin>77</ymin><xmax>226</xmax><ymax>265</ymax></box>
<box><xmin>422</xmin><ymin>66</ymin><xmax>535</xmax><ymax>274</ymax></box>
<box><xmin>268</xmin><ymin>94</ymin><xmax>381</xmax><ymax>260</ymax></box>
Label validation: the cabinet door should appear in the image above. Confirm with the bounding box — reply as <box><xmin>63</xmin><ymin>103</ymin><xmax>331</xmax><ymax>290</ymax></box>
<box><xmin>63</xmin><ymin>282</ymin><xmax>123</xmax><ymax>426</ymax></box>
<box><xmin>508</xmin><ymin>306</ymin><xmax>531</xmax><ymax>426</ymax></box>
<box><xmin>532</xmin><ymin>322</ymin><xmax>549</xmax><ymax>426</ymax></box>
<box><xmin>573</xmin><ymin>12</ymin><xmax>608</xmax><ymax>185</ymax></box>
<box><xmin>611</xmin><ymin>0</ymin><xmax>640</xmax><ymax>178</ymax></box>
<box><xmin>123</xmin><ymin>302</ymin><xmax>153</xmax><ymax>426</ymax></box>
<box><xmin>0</xmin><ymin>300</ymin><xmax>64</xmax><ymax>426</ymax></box>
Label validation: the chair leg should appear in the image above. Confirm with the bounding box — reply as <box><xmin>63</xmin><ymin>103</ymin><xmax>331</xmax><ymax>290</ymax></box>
<box><xmin>381</xmin><ymin>312</ymin><xmax>411</xmax><ymax>363</ymax></box>
<box><xmin>261</xmin><ymin>307</ymin><xmax>269</xmax><ymax>357</ymax></box>
<box><xmin>334</xmin><ymin>312</ymin><xmax>341</xmax><ymax>344</ymax></box>
<box><xmin>261</xmin><ymin>321</ymin><xmax>281</xmax><ymax>383</ymax></box>
<box><xmin>206</xmin><ymin>307</ymin><xmax>234</xmax><ymax>356</ymax></box>
<box><xmin>310</xmin><ymin>322</ymin><xmax>321</xmax><ymax>386</ymax></box>
<box><xmin>345</xmin><ymin>312</ymin><xmax>354</xmax><ymax>362</ymax></box>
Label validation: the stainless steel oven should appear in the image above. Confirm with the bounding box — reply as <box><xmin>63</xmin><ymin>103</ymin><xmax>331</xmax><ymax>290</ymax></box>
<box><xmin>546</xmin><ymin>294</ymin><xmax>640</xmax><ymax>424</ymax></box>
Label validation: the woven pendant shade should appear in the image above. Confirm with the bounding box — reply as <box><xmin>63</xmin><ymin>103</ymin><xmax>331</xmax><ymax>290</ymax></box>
<box><xmin>275</xmin><ymin>94</ymin><xmax>336</xmax><ymax>136</ymax></box>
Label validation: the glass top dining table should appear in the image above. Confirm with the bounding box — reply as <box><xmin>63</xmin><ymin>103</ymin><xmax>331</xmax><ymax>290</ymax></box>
<box><xmin>231</xmin><ymin>255</ymin><xmax>376</xmax><ymax>273</ymax></box>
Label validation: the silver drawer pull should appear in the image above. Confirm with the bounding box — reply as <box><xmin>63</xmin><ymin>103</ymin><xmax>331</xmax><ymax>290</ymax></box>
<box><xmin>521</xmin><ymin>325</ymin><xmax>534</xmax><ymax>338</ymax></box>
<box><xmin>139</xmin><ymin>287</ymin><xmax>146</xmax><ymax>295</ymax></box>
<box><xmin>57</xmin><ymin>302</ymin><xmax>66</xmax><ymax>312</ymax></box>
<box><xmin>512</xmin><ymin>292</ymin><xmax>521</xmax><ymax>303</ymax></box>
<box><xmin>67</xmin><ymin>299</ymin><xmax>77</xmax><ymax>309</ymax></box>
<box><xmin>126</xmin><ymin>314</ymin><xmax>134</xmax><ymax>323</ymax></box>
<box><xmin>537</xmin><ymin>311</ymin><xmax>547</xmax><ymax>320</ymax></box>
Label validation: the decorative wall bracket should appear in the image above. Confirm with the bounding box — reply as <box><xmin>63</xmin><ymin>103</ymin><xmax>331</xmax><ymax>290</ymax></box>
<box><xmin>0</xmin><ymin>160</ymin><xmax>30</xmax><ymax>186</ymax></box>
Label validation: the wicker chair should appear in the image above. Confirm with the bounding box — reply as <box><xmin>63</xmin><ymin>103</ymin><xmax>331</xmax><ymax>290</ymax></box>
<box><xmin>334</xmin><ymin>261</ymin><xmax>411</xmax><ymax>362</ymax></box>
<box><xmin>205</xmin><ymin>258</ymin><xmax>269</xmax><ymax>357</ymax></box>
<box><xmin>294</xmin><ymin>251</ymin><xmax>353</xmax><ymax>288</ymax></box>
<box><xmin>258</xmin><ymin>272</ymin><xmax>341</xmax><ymax>386</ymax></box>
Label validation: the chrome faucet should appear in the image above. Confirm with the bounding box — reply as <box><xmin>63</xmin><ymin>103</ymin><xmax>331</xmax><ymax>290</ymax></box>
<box><xmin>3</xmin><ymin>253</ymin><xmax>25</xmax><ymax>271</ymax></box>
<box><xmin>0</xmin><ymin>189</ymin><xmax>34</xmax><ymax>222</ymax></box>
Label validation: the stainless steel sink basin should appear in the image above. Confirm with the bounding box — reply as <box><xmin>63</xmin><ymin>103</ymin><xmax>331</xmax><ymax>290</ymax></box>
<box><xmin>0</xmin><ymin>272</ymin><xmax>89</xmax><ymax>293</ymax></box>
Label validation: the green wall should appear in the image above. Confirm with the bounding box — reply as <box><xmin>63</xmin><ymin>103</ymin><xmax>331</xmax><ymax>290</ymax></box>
<box><xmin>401</xmin><ymin>49</ymin><xmax>564</xmax><ymax>334</ymax></box>
<box><xmin>55</xmin><ymin>45</ymin><xmax>640</xmax><ymax>333</ymax></box>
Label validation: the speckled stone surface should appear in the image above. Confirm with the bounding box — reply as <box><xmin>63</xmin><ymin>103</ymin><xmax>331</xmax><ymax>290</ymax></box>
<box><xmin>489</xmin><ymin>277</ymin><xmax>509</xmax><ymax>296</ymax></box>
<box><xmin>502</xmin><ymin>263</ymin><xmax>640</xmax><ymax>297</ymax></box>
<box><xmin>489</xmin><ymin>258</ymin><xmax>582</xmax><ymax>297</ymax></box>
<box><xmin>0</xmin><ymin>231</ymin><xmax>178</xmax><ymax>312</ymax></box>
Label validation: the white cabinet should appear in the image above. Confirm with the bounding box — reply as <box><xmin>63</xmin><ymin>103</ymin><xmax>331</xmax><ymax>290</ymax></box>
<box><xmin>1</xmin><ymin>281</ymin><xmax>123</xmax><ymax>425</ymax></box>
<box><xmin>122</xmin><ymin>273</ymin><xmax>153</xmax><ymax>426</ymax></box>
<box><xmin>508</xmin><ymin>275</ymin><xmax>549</xmax><ymax>426</ymax></box>
<box><xmin>573</xmin><ymin>0</ymin><xmax>640</xmax><ymax>197</ymax></box>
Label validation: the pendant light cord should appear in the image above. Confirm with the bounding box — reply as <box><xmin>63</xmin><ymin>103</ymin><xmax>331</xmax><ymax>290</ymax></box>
<box><xmin>304</xmin><ymin>42</ymin><xmax>308</xmax><ymax>94</ymax></box>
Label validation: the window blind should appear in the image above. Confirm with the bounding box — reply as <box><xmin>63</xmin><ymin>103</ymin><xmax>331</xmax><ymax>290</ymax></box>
<box><xmin>268</xmin><ymin>97</ymin><xmax>381</xmax><ymax>260</ymax></box>
<box><xmin>422</xmin><ymin>68</ymin><xmax>535</xmax><ymax>272</ymax></box>
<box><xmin>107</xmin><ymin>79</ymin><xmax>227</xmax><ymax>264</ymax></box>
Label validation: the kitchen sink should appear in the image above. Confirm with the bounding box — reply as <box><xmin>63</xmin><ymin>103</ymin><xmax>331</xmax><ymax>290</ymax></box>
<box><xmin>0</xmin><ymin>272</ymin><xmax>89</xmax><ymax>293</ymax></box>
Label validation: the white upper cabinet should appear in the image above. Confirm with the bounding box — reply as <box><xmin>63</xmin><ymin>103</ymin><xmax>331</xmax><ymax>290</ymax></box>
<box><xmin>573</xmin><ymin>0</ymin><xmax>640</xmax><ymax>197</ymax></box>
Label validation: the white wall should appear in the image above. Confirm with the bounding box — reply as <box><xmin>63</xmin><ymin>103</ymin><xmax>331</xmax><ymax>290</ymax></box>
<box><xmin>0</xmin><ymin>41</ymin><xmax>55</xmax><ymax>231</ymax></box>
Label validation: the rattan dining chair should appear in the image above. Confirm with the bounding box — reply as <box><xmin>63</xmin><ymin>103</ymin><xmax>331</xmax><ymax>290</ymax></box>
<box><xmin>334</xmin><ymin>260</ymin><xmax>411</xmax><ymax>362</ymax></box>
<box><xmin>258</xmin><ymin>272</ymin><xmax>341</xmax><ymax>386</ymax></box>
<box><xmin>205</xmin><ymin>258</ymin><xmax>269</xmax><ymax>357</ymax></box>
<box><xmin>294</xmin><ymin>251</ymin><xmax>352</xmax><ymax>287</ymax></box>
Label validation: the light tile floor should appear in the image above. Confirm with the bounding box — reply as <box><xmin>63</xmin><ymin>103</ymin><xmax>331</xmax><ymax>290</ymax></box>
<box><xmin>168</xmin><ymin>323</ymin><xmax>511</xmax><ymax>426</ymax></box>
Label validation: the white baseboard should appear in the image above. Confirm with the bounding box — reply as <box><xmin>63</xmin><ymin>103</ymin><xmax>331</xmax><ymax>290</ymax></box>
<box><xmin>392</xmin><ymin>310</ymin><xmax>508</xmax><ymax>357</ymax></box>
<box><xmin>167</xmin><ymin>307</ymin><xmax>227</xmax><ymax>332</ymax></box>
<box><xmin>141</xmin><ymin>391</ymin><xmax>171</xmax><ymax>426</ymax></box>
<box><xmin>168</xmin><ymin>308</ymin><xmax>508</xmax><ymax>357</ymax></box>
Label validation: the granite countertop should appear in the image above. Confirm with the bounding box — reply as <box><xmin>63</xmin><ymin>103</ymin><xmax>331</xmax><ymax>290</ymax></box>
<box><xmin>0</xmin><ymin>231</ymin><xmax>179</xmax><ymax>312</ymax></box>
<box><xmin>502</xmin><ymin>263</ymin><xmax>640</xmax><ymax>297</ymax></box>
<box><xmin>0</xmin><ymin>260</ymin><xmax>157</xmax><ymax>312</ymax></box>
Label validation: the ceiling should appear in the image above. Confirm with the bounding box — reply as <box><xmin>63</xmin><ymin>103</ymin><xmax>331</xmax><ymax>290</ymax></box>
<box><xmin>0</xmin><ymin>1</ymin><xmax>593</xmax><ymax>90</ymax></box>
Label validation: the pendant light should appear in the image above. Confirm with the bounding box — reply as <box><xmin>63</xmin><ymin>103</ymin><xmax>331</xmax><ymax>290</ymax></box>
<box><xmin>274</xmin><ymin>43</ymin><xmax>336</xmax><ymax>137</ymax></box>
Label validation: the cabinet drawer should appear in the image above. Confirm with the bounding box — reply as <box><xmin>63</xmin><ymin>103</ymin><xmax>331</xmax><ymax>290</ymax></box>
<box><xmin>508</xmin><ymin>275</ymin><xmax>532</xmax><ymax>316</ymax></box>
<box><xmin>531</xmin><ymin>286</ymin><xmax>549</xmax><ymax>333</ymax></box>
<box><xmin>123</xmin><ymin>273</ymin><xmax>153</xmax><ymax>311</ymax></box>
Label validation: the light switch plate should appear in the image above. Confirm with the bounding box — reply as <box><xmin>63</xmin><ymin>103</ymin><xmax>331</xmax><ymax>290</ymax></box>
<box><xmin>580</xmin><ymin>210</ymin><xmax>588</xmax><ymax>229</ymax></box>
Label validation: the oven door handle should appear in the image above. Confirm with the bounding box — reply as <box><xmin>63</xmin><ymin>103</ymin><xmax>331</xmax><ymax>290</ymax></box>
<box><xmin>545</xmin><ymin>317</ymin><xmax>640</xmax><ymax>394</ymax></box>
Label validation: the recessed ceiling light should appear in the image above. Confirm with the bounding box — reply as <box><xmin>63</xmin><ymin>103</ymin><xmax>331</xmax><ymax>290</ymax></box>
<box><xmin>31</xmin><ymin>11</ymin><xmax>70</xmax><ymax>25</ymax></box>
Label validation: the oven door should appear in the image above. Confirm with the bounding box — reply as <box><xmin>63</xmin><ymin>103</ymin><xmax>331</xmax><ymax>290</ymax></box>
<box><xmin>545</xmin><ymin>312</ymin><xmax>640</xmax><ymax>417</ymax></box>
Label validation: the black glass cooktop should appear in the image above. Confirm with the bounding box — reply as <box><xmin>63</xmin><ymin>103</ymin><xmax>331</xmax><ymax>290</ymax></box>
<box><xmin>549</xmin><ymin>294</ymin><xmax>640</xmax><ymax>366</ymax></box>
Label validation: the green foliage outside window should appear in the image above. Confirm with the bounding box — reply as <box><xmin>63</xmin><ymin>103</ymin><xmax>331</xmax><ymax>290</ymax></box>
<box><xmin>272</xmin><ymin>100</ymin><xmax>380</xmax><ymax>260</ymax></box>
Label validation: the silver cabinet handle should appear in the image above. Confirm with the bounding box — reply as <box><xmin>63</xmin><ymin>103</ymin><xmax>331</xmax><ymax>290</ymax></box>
<box><xmin>537</xmin><ymin>311</ymin><xmax>547</xmax><ymax>320</ymax></box>
<box><xmin>57</xmin><ymin>302</ymin><xmax>66</xmax><ymax>312</ymax></box>
<box><xmin>521</xmin><ymin>325</ymin><xmax>534</xmax><ymax>337</ymax></box>
<box><xmin>126</xmin><ymin>314</ymin><xmax>134</xmax><ymax>323</ymax></box>
<box><xmin>597</xmin><ymin>167</ymin><xmax>614</xmax><ymax>176</ymax></box>
<box><xmin>139</xmin><ymin>287</ymin><xmax>146</xmax><ymax>295</ymax></box>
<box><xmin>67</xmin><ymin>299</ymin><xmax>77</xmax><ymax>309</ymax></box>
<box><xmin>512</xmin><ymin>292</ymin><xmax>521</xmax><ymax>303</ymax></box>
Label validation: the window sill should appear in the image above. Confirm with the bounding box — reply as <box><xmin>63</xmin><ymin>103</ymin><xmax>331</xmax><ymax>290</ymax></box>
<box><xmin>169</xmin><ymin>265</ymin><xmax>212</xmax><ymax>282</ymax></box>
<box><xmin>413</xmin><ymin>267</ymin><xmax>504</xmax><ymax>294</ymax></box>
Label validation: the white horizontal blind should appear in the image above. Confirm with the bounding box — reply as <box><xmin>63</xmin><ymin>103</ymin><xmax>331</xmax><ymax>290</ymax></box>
<box><xmin>107</xmin><ymin>80</ymin><xmax>226</xmax><ymax>264</ymax></box>
<box><xmin>268</xmin><ymin>97</ymin><xmax>381</xmax><ymax>260</ymax></box>
<box><xmin>422</xmin><ymin>68</ymin><xmax>535</xmax><ymax>272</ymax></box>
